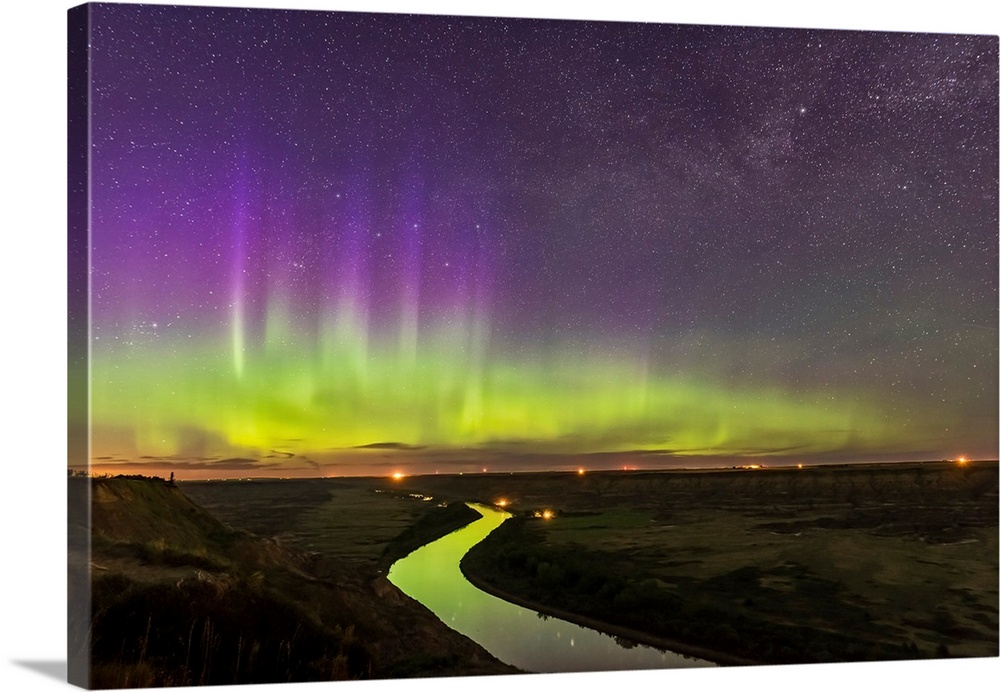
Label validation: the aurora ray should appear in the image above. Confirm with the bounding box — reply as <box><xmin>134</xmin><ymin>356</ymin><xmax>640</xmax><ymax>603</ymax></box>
<box><xmin>83</xmin><ymin>5</ymin><xmax>998</xmax><ymax>478</ymax></box>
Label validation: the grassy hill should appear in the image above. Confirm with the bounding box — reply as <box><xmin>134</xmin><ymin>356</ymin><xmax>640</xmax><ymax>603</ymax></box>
<box><xmin>69</xmin><ymin>475</ymin><xmax>514</xmax><ymax>688</ymax></box>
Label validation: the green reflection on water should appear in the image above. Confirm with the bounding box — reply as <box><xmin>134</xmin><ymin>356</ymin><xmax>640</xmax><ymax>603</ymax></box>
<box><xmin>388</xmin><ymin>503</ymin><xmax>714</xmax><ymax>673</ymax></box>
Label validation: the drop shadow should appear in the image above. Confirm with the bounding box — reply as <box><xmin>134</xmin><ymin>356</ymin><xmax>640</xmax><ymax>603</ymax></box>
<box><xmin>11</xmin><ymin>660</ymin><xmax>67</xmax><ymax>682</ymax></box>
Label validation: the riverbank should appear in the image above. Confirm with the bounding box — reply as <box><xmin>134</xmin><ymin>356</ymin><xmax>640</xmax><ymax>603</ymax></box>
<box><xmin>74</xmin><ymin>476</ymin><xmax>518</xmax><ymax>686</ymax></box>
<box><xmin>442</xmin><ymin>463</ymin><xmax>998</xmax><ymax>664</ymax></box>
<box><xmin>388</xmin><ymin>503</ymin><xmax>714</xmax><ymax>672</ymax></box>
<box><xmin>459</xmin><ymin>555</ymin><xmax>753</xmax><ymax>667</ymax></box>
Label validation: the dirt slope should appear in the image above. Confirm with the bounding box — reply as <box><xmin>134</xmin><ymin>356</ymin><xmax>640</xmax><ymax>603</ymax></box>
<box><xmin>69</xmin><ymin>475</ymin><xmax>515</xmax><ymax>688</ymax></box>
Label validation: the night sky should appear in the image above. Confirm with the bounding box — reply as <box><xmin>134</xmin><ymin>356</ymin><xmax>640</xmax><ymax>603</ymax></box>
<box><xmin>81</xmin><ymin>3</ymin><xmax>998</xmax><ymax>478</ymax></box>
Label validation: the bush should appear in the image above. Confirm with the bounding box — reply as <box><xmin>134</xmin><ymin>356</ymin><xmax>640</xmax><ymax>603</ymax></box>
<box><xmin>89</xmin><ymin>575</ymin><xmax>373</xmax><ymax>687</ymax></box>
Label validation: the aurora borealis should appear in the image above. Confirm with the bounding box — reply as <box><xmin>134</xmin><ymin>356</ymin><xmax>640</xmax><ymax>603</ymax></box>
<box><xmin>78</xmin><ymin>3</ymin><xmax>998</xmax><ymax>478</ymax></box>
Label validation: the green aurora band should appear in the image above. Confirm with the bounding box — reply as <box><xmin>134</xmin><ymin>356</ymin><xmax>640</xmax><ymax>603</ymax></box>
<box><xmin>89</xmin><ymin>301</ymin><xmax>945</xmax><ymax>473</ymax></box>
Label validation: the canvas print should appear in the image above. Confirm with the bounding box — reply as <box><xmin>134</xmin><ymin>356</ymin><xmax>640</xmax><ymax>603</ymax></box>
<box><xmin>67</xmin><ymin>2</ymin><xmax>998</xmax><ymax>689</ymax></box>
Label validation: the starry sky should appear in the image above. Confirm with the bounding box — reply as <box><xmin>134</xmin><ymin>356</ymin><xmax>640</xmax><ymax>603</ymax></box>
<box><xmin>77</xmin><ymin>3</ymin><xmax>998</xmax><ymax>478</ymax></box>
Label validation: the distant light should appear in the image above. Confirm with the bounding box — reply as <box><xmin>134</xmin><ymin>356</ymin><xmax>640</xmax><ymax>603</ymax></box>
<box><xmin>391</xmin><ymin>472</ymin><xmax>405</xmax><ymax>480</ymax></box>
<box><xmin>797</xmin><ymin>464</ymin><xmax>803</xmax><ymax>469</ymax></box>
<box><xmin>496</xmin><ymin>498</ymin><xmax>509</xmax><ymax>508</ymax></box>
<box><xmin>956</xmin><ymin>456</ymin><xmax>969</xmax><ymax>465</ymax></box>
<box><xmin>577</xmin><ymin>468</ymin><xmax>585</xmax><ymax>475</ymax></box>
<box><xmin>542</xmin><ymin>510</ymin><xmax>554</xmax><ymax>520</ymax></box>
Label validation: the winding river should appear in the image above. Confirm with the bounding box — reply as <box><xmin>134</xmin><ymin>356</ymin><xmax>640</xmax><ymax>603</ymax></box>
<box><xmin>387</xmin><ymin>503</ymin><xmax>715</xmax><ymax>673</ymax></box>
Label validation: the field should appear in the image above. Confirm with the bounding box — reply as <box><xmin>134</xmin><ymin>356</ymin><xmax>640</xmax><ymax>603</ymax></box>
<box><xmin>413</xmin><ymin>461</ymin><xmax>999</xmax><ymax>663</ymax></box>
<box><xmin>74</xmin><ymin>460</ymin><xmax>998</xmax><ymax>686</ymax></box>
<box><xmin>182</xmin><ymin>478</ymin><xmax>473</xmax><ymax>570</ymax></box>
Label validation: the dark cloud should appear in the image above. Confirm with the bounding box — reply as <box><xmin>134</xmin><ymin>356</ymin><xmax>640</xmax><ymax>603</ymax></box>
<box><xmin>353</xmin><ymin>442</ymin><xmax>428</xmax><ymax>451</ymax></box>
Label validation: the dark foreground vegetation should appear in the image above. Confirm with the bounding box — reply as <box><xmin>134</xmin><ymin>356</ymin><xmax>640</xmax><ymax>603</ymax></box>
<box><xmin>69</xmin><ymin>475</ymin><xmax>511</xmax><ymax>688</ymax></box>
<box><xmin>88</xmin><ymin>571</ymin><xmax>371</xmax><ymax>686</ymax></box>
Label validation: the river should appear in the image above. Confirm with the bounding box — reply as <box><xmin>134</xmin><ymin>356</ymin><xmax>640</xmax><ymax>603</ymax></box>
<box><xmin>387</xmin><ymin>503</ymin><xmax>715</xmax><ymax>673</ymax></box>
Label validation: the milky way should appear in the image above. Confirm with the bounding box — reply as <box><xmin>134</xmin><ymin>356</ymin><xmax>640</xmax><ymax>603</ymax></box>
<box><xmin>78</xmin><ymin>4</ymin><xmax>998</xmax><ymax>477</ymax></box>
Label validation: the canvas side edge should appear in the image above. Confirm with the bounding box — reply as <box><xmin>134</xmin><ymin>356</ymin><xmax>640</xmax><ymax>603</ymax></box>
<box><xmin>67</xmin><ymin>3</ymin><xmax>92</xmax><ymax>689</ymax></box>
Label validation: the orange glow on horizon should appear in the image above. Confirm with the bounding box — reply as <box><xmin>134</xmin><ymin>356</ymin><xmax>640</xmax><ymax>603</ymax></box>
<box><xmin>391</xmin><ymin>471</ymin><xmax>405</xmax><ymax>480</ymax></box>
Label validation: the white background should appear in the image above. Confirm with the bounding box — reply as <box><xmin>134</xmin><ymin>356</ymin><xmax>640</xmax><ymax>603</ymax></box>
<box><xmin>2</xmin><ymin>1</ymin><xmax>997</xmax><ymax>691</ymax></box>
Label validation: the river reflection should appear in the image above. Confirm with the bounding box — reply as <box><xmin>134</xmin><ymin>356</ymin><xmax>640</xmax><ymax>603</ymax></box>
<box><xmin>387</xmin><ymin>503</ymin><xmax>715</xmax><ymax>673</ymax></box>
